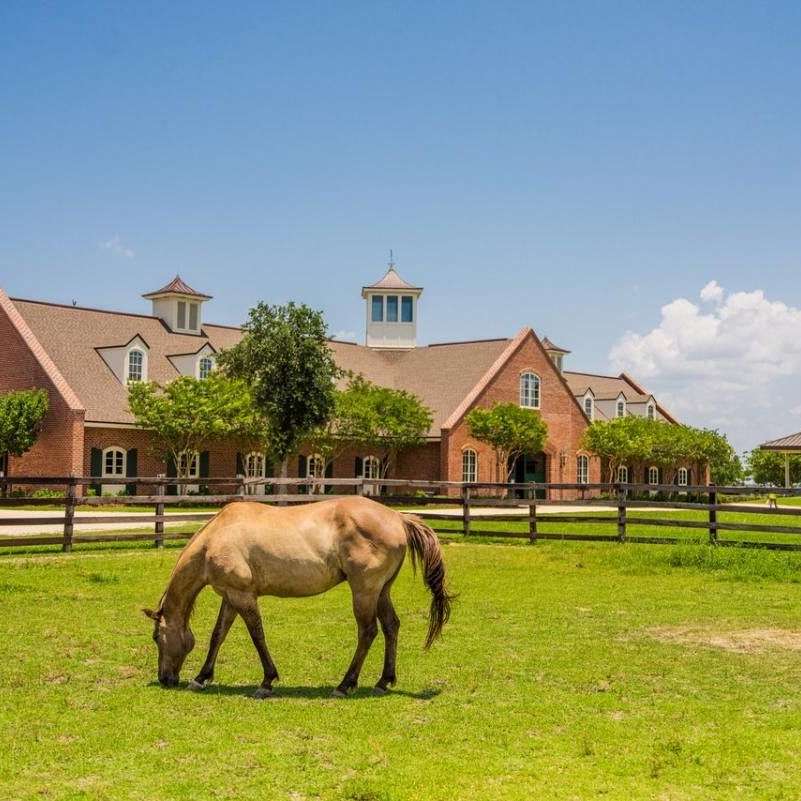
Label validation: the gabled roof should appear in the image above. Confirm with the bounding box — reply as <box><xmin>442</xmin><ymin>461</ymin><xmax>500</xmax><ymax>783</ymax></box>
<box><xmin>761</xmin><ymin>432</ymin><xmax>801</xmax><ymax>451</ymax></box>
<box><xmin>142</xmin><ymin>275</ymin><xmax>212</xmax><ymax>300</ymax></box>
<box><xmin>361</xmin><ymin>267</ymin><xmax>422</xmax><ymax>294</ymax></box>
<box><xmin>542</xmin><ymin>337</ymin><xmax>571</xmax><ymax>354</ymax></box>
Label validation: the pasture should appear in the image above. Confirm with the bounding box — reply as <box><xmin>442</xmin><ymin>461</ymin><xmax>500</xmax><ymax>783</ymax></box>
<box><xmin>2</xmin><ymin>538</ymin><xmax>801</xmax><ymax>800</ymax></box>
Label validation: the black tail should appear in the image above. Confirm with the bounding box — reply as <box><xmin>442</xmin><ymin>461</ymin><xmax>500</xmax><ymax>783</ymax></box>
<box><xmin>403</xmin><ymin>515</ymin><xmax>454</xmax><ymax>648</ymax></box>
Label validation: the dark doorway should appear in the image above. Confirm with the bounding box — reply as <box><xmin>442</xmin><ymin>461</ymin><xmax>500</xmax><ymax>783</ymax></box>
<box><xmin>509</xmin><ymin>452</ymin><xmax>547</xmax><ymax>499</ymax></box>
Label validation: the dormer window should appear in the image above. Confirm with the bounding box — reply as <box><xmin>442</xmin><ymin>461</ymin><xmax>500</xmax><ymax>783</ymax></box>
<box><xmin>199</xmin><ymin>356</ymin><xmax>213</xmax><ymax>379</ymax></box>
<box><xmin>647</xmin><ymin>403</ymin><xmax>655</xmax><ymax>420</ymax></box>
<box><xmin>127</xmin><ymin>349</ymin><xmax>144</xmax><ymax>382</ymax></box>
<box><xmin>584</xmin><ymin>396</ymin><xmax>593</xmax><ymax>419</ymax></box>
<box><xmin>616</xmin><ymin>399</ymin><xmax>626</xmax><ymax>418</ymax></box>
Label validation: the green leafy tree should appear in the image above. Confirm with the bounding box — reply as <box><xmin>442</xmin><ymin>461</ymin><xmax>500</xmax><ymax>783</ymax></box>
<box><xmin>466</xmin><ymin>402</ymin><xmax>549</xmax><ymax>482</ymax></box>
<box><xmin>331</xmin><ymin>379</ymin><xmax>433</xmax><ymax>479</ymax></box>
<box><xmin>0</xmin><ymin>389</ymin><xmax>49</xmax><ymax>471</ymax></box>
<box><xmin>217</xmin><ymin>302</ymin><xmax>340</xmax><ymax>476</ymax></box>
<box><xmin>128</xmin><ymin>375</ymin><xmax>266</xmax><ymax>479</ymax></box>
<box><xmin>581</xmin><ymin>416</ymin><xmax>652</xmax><ymax>482</ymax></box>
<box><xmin>746</xmin><ymin>449</ymin><xmax>801</xmax><ymax>486</ymax></box>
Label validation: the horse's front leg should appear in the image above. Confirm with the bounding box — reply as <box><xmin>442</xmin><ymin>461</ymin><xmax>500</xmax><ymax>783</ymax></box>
<box><xmin>189</xmin><ymin>598</ymin><xmax>237</xmax><ymax>691</ymax></box>
<box><xmin>375</xmin><ymin>587</ymin><xmax>400</xmax><ymax>694</ymax></box>
<box><xmin>333</xmin><ymin>586</ymin><xmax>379</xmax><ymax>697</ymax></box>
<box><xmin>232</xmin><ymin>594</ymin><xmax>280</xmax><ymax>699</ymax></box>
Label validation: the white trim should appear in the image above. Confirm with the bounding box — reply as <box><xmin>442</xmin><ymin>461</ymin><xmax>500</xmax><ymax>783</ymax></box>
<box><xmin>677</xmin><ymin>467</ymin><xmax>689</xmax><ymax>487</ymax></box>
<box><xmin>576</xmin><ymin>454</ymin><xmax>589</xmax><ymax>484</ymax></box>
<box><xmin>362</xmin><ymin>454</ymin><xmax>381</xmax><ymax>496</ymax></box>
<box><xmin>101</xmin><ymin>446</ymin><xmax>127</xmax><ymax>496</ymax></box>
<box><xmin>648</xmin><ymin>466</ymin><xmax>659</xmax><ymax>485</ymax></box>
<box><xmin>461</xmin><ymin>448</ymin><xmax>478</xmax><ymax>483</ymax></box>
<box><xmin>519</xmin><ymin>371</ymin><xmax>541</xmax><ymax>409</ymax></box>
<box><xmin>617</xmin><ymin>465</ymin><xmax>628</xmax><ymax>483</ymax></box>
<box><xmin>244</xmin><ymin>451</ymin><xmax>267</xmax><ymax>495</ymax></box>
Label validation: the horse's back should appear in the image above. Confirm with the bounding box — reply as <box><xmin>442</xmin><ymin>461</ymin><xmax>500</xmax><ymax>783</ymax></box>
<box><xmin>199</xmin><ymin>497</ymin><xmax>406</xmax><ymax>597</ymax></box>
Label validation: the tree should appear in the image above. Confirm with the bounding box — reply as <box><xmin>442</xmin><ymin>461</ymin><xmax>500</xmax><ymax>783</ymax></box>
<box><xmin>746</xmin><ymin>449</ymin><xmax>801</xmax><ymax>486</ymax></box>
<box><xmin>581</xmin><ymin>416</ymin><xmax>652</xmax><ymax>482</ymax></box>
<box><xmin>0</xmin><ymin>389</ymin><xmax>49</xmax><ymax>471</ymax></box>
<box><xmin>128</xmin><ymin>375</ymin><xmax>266</xmax><ymax>479</ymax></box>
<box><xmin>466</xmin><ymin>402</ymin><xmax>548</xmax><ymax>482</ymax></box>
<box><xmin>217</xmin><ymin>302</ymin><xmax>340</xmax><ymax>475</ymax></box>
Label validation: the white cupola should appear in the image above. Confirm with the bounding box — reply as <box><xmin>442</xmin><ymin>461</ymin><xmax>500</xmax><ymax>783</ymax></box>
<box><xmin>361</xmin><ymin>259</ymin><xmax>422</xmax><ymax>349</ymax></box>
<box><xmin>143</xmin><ymin>275</ymin><xmax>211</xmax><ymax>334</ymax></box>
<box><xmin>541</xmin><ymin>336</ymin><xmax>571</xmax><ymax>372</ymax></box>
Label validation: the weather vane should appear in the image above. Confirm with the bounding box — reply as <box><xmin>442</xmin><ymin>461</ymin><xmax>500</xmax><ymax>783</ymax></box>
<box><xmin>388</xmin><ymin>249</ymin><xmax>395</xmax><ymax>268</ymax></box>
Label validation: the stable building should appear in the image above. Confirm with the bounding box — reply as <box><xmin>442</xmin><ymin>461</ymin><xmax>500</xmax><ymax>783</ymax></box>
<box><xmin>0</xmin><ymin>264</ymin><xmax>675</xmax><ymax>492</ymax></box>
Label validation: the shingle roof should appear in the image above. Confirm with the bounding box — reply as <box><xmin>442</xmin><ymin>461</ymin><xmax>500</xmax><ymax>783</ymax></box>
<box><xmin>142</xmin><ymin>275</ymin><xmax>212</xmax><ymax>300</ymax></box>
<box><xmin>10</xmin><ymin>297</ymin><xmax>508</xmax><ymax>435</ymax></box>
<box><xmin>760</xmin><ymin>432</ymin><xmax>801</xmax><ymax>451</ymax></box>
<box><xmin>541</xmin><ymin>337</ymin><xmax>570</xmax><ymax>354</ymax></box>
<box><xmin>362</xmin><ymin>267</ymin><xmax>422</xmax><ymax>292</ymax></box>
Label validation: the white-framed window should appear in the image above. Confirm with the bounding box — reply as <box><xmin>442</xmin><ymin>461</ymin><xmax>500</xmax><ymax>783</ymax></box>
<box><xmin>102</xmin><ymin>447</ymin><xmax>126</xmax><ymax>477</ymax></box>
<box><xmin>646</xmin><ymin>403</ymin><xmax>655</xmax><ymax>420</ymax></box>
<box><xmin>462</xmin><ymin>448</ymin><xmax>478</xmax><ymax>483</ymax></box>
<box><xmin>648</xmin><ymin>466</ymin><xmax>659</xmax><ymax>486</ymax></box>
<box><xmin>189</xmin><ymin>302</ymin><xmax>199</xmax><ymax>330</ymax></box>
<box><xmin>617</xmin><ymin>465</ymin><xmax>628</xmax><ymax>483</ymax></box>
<box><xmin>584</xmin><ymin>396</ymin><xmax>593</xmax><ymax>419</ymax></box>
<box><xmin>677</xmin><ymin>467</ymin><xmax>689</xmax><ymax>487</ymax></box>
<box><xmin>519</xmin><ymin>372</ymin><xmax>541</xmax><ymax>409</ymax></box>
<box><xmin>127</xmin><ymin>349</ymin><xmax>144</xmax><ymax>382</ymax></box>
<box><xmin>198</xmin><ymin>356</ymin><xmax>214</xmax><ymax>379</ymax></box>
<box><xmin>244</xmin><ymin>451</ymin><xmax>266</xmax><ymax>495</ymax></box>
<box><xmin>616</xmin><ymin>399</ymin><xmax>626</xmax><ymax>418</ymax></box>
<box><xmin>362</xmin><ymin>455</ymin><xmax>381</xmax><ymax>496</ymax></box>
<box><xmin>577</xmin><ymin>454</ymin><xmax>589</xmax><ymax>484</ymax></box>
<box><xmin>178</xmin><ymin>450</ymin><xmax>200</xmax><ymax>479</ymax></box>
<box><xmin>371</xmin><ymin>295</ymin><xmax>384</xmax><ymax>322</ymax></box>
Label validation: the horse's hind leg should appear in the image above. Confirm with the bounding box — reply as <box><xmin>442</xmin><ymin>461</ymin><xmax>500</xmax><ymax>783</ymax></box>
<box><xmin>333</xmin><ymin>585</ymin><xmax>380</xmax><ymax>697</ymax></box>
<box><xmin>230</xmin><ymin>593</ymin><xmax>280</xmax><ymax>699</ymax></box>
<box><xmin>189</xmin><ymin>598</ymin><xmax>237</xmax><ymax>691</ymax></box>
<box><xmin>374</xmin><ymin>584</ymin><xmax>400</xmax><ymax>694</ymax></box>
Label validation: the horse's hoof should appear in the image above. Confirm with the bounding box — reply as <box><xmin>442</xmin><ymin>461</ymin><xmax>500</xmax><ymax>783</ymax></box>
<box><xmin>331</xmin><ymin>687</ymin><xmax>349</xmax><ymax>698</ymax></box>
<box><xmin>188</xmin><ymin>679</ymin><xmax>207</xmax><ymax>692</ymax></box>
<box><xmin>373</xmin><ymin>685</ymin><xmax>389</xmax><ymax>696</ymax></box>
<box><xmin>252</xmin><ymin>687</ymin><xmax>274</xmax><ymax>699</ymax></box>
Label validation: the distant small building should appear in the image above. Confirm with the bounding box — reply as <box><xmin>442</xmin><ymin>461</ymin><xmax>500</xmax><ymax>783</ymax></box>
<box><xmin>759</xmin><ymin>431</ymin><xmax>801</xmax><ymax>487</ymax></box>
<box><xmin>0</xmin><ymin>261</ymin><xmax>676</xmax><ymax>491</ymax></box>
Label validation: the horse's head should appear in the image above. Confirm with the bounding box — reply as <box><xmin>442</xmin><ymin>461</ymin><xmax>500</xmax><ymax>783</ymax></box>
<box><xmin>143</xmin><ymin>607</ymin><xmax>195</xmax><ymax>687</ymax></box>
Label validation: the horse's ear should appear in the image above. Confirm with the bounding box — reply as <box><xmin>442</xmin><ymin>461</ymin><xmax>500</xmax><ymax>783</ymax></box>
<box><xmin>142</xmin><ymin>608</ymin><xmax>159</xmax><ymax>620</ymax></box>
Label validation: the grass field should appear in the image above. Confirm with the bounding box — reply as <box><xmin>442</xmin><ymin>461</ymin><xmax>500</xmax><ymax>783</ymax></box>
<box><xmin>2</xmin><ymin>536</ymin><xmax>801</xmax><ymax>800</ymax></box>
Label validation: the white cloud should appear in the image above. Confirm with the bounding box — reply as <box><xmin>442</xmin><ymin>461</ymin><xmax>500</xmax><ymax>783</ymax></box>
<box><xmin>331</xmin><ymin>330</ymin><xmax>357</xmax><ymax>342</ymax></box>
<box><xmin>100</xmin><ymin>236</ymin><xmax>135</xmax><ymax>259</ymax></box>
<box><xmin>609</xmin><ymin>283</ymin><xmax>801</xmax><ymax>451</ymax></box>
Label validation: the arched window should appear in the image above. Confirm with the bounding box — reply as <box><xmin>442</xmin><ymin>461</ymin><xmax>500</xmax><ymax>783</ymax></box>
<box><xmin>462</xmin><ymin>449</ymin><xmax>477</xmax><ymax>483</ymax></box>
<box><xmin>616</xmin><ymin>399</ymin><xmax>626</xmax><ymax>418</ymax></box>
<box><xmin>102</xmin><ymin>447</ymin><xmax>126</xmax><ymax>477</ymax></box>
<box><xmin>519</xmin><ymin>372</ymin><xmax>541</xmax><ymax>409</ymax></box>
<box><xmin>617</xmin><ymin>465</ymin><xmax>628</xmax><ymax>483</ymax></box>
<box><xmin>577</xmin><ymin>454</ymin><xmax>589</xmax><ymax>485</ymax></box>
<box><xmin>199</xmin><ymin>356</ymin><xmax>213</xmax><ymax>379</ymax></box>
<box><xmin>648</xmin><ymin>466</ymin><xmax>659</xmax><ymax>486</ymax></box>
<box><xmin>677</xmin><ymin>467</ymin><xmax>689</xmax><ymax>487</ymax></box>
<box><xmin>646</xmin><ymin>403</ymin><xmax>655</xmax><ymax>420</ymax></box>
<box><xmin>307</xmin><ymin>453</ymin><xmax>325</xmax><ymax>494</ymax></box>
<box><xmin>244</xmin><ymin>451</ymin><xmax>265</xmax><ymax>495</ymax></box>
<box><xmin>127</xmin><ymin>349</ymin><xmax>144</xmax><ymax>382</ymax></box>
<box><xmin>362</xmin><ymin>455</ymin><xmax>381</xmax><ymax>496</ymax></box>
<box><xmin>584</xmin><ymin>396</ymin><xmax>593</xmax><ymax>419</ymax></box>
<box><xmin>178</xmin><ymin>450</ymin><xmax>199</xmax><ymax>479</ymax></box>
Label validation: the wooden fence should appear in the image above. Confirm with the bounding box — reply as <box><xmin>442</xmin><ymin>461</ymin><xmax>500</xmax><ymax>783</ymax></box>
<box><xmin>1</xmin><ymin>475</ymin><xmax>800</xmax><ymax>552</ymax></box>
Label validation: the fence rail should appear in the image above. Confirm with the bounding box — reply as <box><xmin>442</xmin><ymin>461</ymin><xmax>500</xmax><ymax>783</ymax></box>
<box><xmin>0</xmin><ymin>475</ymin><xmax>800</xmax><ymax>552</ymax></box>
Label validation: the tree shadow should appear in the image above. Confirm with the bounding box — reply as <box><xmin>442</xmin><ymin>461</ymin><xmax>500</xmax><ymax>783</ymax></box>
<box><xmin>147</xmin><ymin>680</ymin><xmax>440</xmax><ymax>701</ymax></box>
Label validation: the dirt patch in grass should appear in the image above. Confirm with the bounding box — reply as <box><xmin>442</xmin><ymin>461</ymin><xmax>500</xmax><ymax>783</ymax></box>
<box><xmin>648</xmin><ymin>625</ymin><xmax>801</xmax><ymax>653</ymax></box>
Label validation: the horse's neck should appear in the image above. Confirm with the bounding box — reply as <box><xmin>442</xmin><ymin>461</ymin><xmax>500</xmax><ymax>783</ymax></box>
<box><xmin>161</xmin><ymin>548</ymin><xmax>206</xmax><ymax>626</ymax></box>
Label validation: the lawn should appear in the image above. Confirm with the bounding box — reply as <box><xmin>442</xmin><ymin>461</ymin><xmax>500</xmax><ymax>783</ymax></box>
<box><xmin>2</xmin><ymin>538</ymin><xmax>801</xmax><ymax>800</ymax></box>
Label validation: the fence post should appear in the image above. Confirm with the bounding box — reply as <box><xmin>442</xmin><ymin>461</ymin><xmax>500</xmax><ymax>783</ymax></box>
<box><xmin>461</xmin><ymin>485</ymin><xmax>471</xmax><ymax>537</ymax></box>
<box><xmin>708</xmin><ymin>484</ymin><xmax>718</xmax><ymax>545</ymax></box>
<box><xmin>62</xmin><ymin>476</ymin><xmax>77</xmax><ymax>553</ymax></box>
<box><xmin>528</xmin><ymin>501</ymin><xmax>537</xmax><ymax>544</ymax></box>
<box><xmin>617</xmin><ymin>482</ymin><xmax>627</xmax><ymax>543</ymax></box>
<box><xmin>154</xmin><ymin>474</ymin><xmax>165</xmax><ymax>548</ymax></box>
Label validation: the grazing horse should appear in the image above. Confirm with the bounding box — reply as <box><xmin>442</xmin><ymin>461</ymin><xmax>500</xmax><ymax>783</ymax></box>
<box><xmin>143</xmin><ymin>496</ymin><xmax>452</xmax><ymax>697</ymax></box>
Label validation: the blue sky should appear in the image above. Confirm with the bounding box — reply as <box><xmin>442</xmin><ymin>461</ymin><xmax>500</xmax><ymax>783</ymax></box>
<box><xmin>2</xmin><ymin>2</ymin><xmax>800</xmax><ymax>451</ymax></box>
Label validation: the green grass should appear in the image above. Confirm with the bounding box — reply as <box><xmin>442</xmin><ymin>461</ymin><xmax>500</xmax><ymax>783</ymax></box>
<box><xmin>3</xmin><ymin>539</ymin><xmax>801</xmax><ymax>800</ymax></box>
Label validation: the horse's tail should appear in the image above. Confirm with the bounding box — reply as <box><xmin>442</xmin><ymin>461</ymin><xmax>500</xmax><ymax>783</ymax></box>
<box><xmin>403</xmin><ymin>515</ymin><xmax>454</xmax><ymax>648</ymax></box>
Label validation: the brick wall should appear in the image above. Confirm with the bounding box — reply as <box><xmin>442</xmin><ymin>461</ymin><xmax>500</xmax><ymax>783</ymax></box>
<box><xmin>440</xmin><ymin>333</ymin><xmax>601</xmax><ymax>497</ymax></box>
<box><xmin>0</xmin><ymin>302</ymin><xmax>85</xmax><ymax>486</ymax></box>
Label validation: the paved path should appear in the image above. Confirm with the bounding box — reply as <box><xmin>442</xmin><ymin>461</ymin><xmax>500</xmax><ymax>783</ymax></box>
<box><xmin>405</xmin><ymin>505</ymin><xmax>617</xmax><ymax>517</ymax></box>
<box><xmin>0</xmin><ymin>509</ymin><xmax>207</xmax><ymax>537</ymax></box>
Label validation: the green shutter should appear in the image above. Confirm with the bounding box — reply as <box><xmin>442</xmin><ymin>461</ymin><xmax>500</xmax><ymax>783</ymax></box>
<box><xmin>199</xmin><ymin>451</ymin><xmax>210</xmax><ymax>494</ymax></box>
<box><xmin>355</xmin><ymin>456</ymin><xmax>363</xmax><ymax>477</ymax></box>
<box><xmin>236</xmin><ymin>452</ymin><xmax>245</xmax><ymax>476</ymax></box>
<box><xmin>298</xmin><ymin>455</ymin><xmax>307</xmax><ymax>494</ymax></box>
<box><xmin>125</xmin><ymin>448</ymin><xmax>138</xmax><ymax>495</ymax></box>
<box><xmin>90</xmin><ymin>448</ymin><xmax>103</xmax><ymax>496</ymax></box>
<box><xmin>166</xmin><ymin>454</ymin><xmax>177</xmax><ymax>496</ymax></box>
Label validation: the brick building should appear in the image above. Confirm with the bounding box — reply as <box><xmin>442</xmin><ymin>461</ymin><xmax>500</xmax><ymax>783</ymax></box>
<box><xmin>0</xmin><ymin>266</ymin><xmax>675</xmax><ymax>492</ymax></box>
